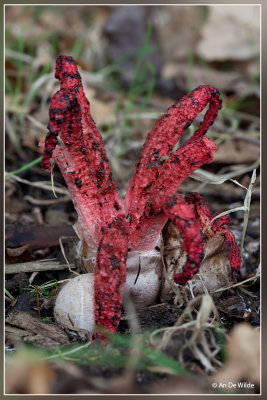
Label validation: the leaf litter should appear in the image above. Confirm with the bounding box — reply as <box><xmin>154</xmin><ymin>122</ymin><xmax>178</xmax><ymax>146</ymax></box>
<box><xmin>5</xmin><ymin>4</ymin><xmax>260</xmax><ymax>395</ymax></box>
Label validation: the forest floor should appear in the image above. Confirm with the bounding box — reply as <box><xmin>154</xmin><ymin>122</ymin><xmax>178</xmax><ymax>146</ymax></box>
<box><xmin>5</xmin><ymin>5</ymin><xmax>260</xmax><ymax>395</ymax></box>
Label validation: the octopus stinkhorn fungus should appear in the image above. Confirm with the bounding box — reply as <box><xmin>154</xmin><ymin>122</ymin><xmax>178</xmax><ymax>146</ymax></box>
<box><xmin>40</xmin><ymin>56</ymin><xmax>241</xmax><ymax>338</ymax></box>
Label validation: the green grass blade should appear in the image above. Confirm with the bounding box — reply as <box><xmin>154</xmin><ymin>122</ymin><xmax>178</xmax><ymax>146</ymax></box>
<box><xmin>6</xmin><ymin>156</ymin><xmax>42</xmax><ymax>175</ymax></box>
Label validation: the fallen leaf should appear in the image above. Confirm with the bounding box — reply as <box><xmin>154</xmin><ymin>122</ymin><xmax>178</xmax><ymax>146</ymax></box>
<box><xmin>163</xmin><ymin>222</ymin><xmax>231</xmax><ymax>296</ymax></box>
<box><xmin>162</xmin><ymin>63</ymin><xmax>255</xmax><ymax>98</ymax></box>
<box><xmin>197</xmin><ymin>6</ymin><xmax>260</xmax><ymax>61</ymax></box>
<box><xmin>85</xmin><ymin>88</ymin><xmax>115</xmax><ymax>127</ymax></box>
<box><xmin>6</xmin><ymin>352</ymin><xmax>56</xmax><ymax>394</ymax></box>
<box><xmin>5</xmin><ymin>224</ymin><xmax>76</xmax><ymax>253</ymax></box>
<box><xmin>6</xmin><ymin>243</ymin><xmax>30</xmax><ymax>257</ymax></box>
<box><xmin>213</xmin><ymin>139</ymin><xmax>260</xmax><ymax>165</ymax></box>
<box><xmin>213</xmin><ymin>322</ymin><xmax>260</xmax><ymax>385</ymax></box>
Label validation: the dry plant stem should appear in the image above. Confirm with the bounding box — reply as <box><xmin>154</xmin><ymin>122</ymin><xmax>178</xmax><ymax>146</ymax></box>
<box><xmin>104</xmin><ymin>295</ymin><xmax>143</xmax><ymax>391</ymax></box>
<box><xmin>29</xmin><ymin>271</ymin><xmax>39</xmax><ymax>285</ymax></box>
<box><xmin>26</xmin><ymin>115</ymin><xmax>47</xmax><ymax>130</ymax></box>
<box><xmin>5</xmin><ymin>260</ymin><xmax>76</xmax><ymax>274</ymax></box>
<box><xmin>223</xmin><ymin>107</ymin><xmax>260</xmax><ymax>123</ymax></box>
<box><xmin>30</xmin><ymin>73</ymin><xmax>54</xmax><ymax>96</ymax></box>
<box><xmin>150</xmin><ymin>294</ymin><xmax>220</xmax><ymax>372</ymax></box>
<box><xmin>240</xmin><ymin>169</ymin><xmax>257</xmax><ymax>256</ymax></box>
<box><xmin>202</xmin><ymin>206</ymin><xmax>248</xmax><ymax>235</ymax></box>
<box><xmin>5</xmin><ymin>174</ymin><xmax>70</xmax><ymax>196</ymax></box>
<box><xmin>191</xmin><ymin>159</ymin><xmax>259</xmax><ymax>185</ymax></box>
<box><xmin>211</xmin><ymin>271</ymin><xmax>260</xmax><ymax>294</ymax></box>
<box><xmin>6</xmin><ymin>49</ymin><xmax>33</xmax><ymax>62</ymax></box>
<box><xmin>202</xmin><ymin>168</ymin><xmax>257</xmax><ymax>262</ymax></box>
<box><xmin>59</xmin><ymin>236</ymin><xmax>80</xmax><ymax>275</ymax></box>
<box><xmin>123</xmin><ymin>294</ymin><xmax>142</xmax><ymax>372</ymax></box>
<box><xmin>231</xmin><ymin>131</ymin><xmax>260</xmax><ymax>146</ymax></box>
<box><xmin>161</xmin><ymin>255</ymin><xmax>181</xmax><ymax>300</ymax></box>
<box><xmin>24</xmin><ymin>195</ymin><xmax>70</xmax><ymax>205</ymax></box>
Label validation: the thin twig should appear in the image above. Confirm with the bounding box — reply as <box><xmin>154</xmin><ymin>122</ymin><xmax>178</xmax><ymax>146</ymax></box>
<box><xmin>5</xmin><ymin>260</ymin><xmax>77</xmax><ymax>274</ymax></box>
<box><xmin>240</xmin><ymin>169</ymin><xmax>257</xmax><ymax>256</ymax></box>
<box><xmin>211</xmin><ymin>270</ymin><xmax>260</xmax><ymax>294</ymax></box>
<box><xmin>5</xmin><ymin>173</ymin><xmax>69</xmax><ymax>196</ymax></box>
<box><xmin>26</xmin><ymin>115</ymin><xmax>47</xmax><ymax>130</ymax></box>
<box><xmin>191</xmin><ymin>159</ymin><xmax>259</xmax><ymax>185</ymax></box>
<box><xmin>24</xmin><ymin>195</ymin><xmax>70</xmax><ymax>205</ymax></box>
<box><xmin>203</xmin><ymin>206</ymin><xmax>248</xmax><ymax>234</ymax></box>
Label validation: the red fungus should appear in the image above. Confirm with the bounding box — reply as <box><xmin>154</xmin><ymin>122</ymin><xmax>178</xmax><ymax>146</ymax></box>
<box><xmin>40</xmin><ymin>56</ymin><xmax>241</xmax><ymax>337</ymax></box>
<box><xmin>185</xmin><ymin>192</ymin><xmax>241</xmax><ymax>281</ymax></box>
<box><xmin>41</xmin><ymin>56</ymin><xmax>123</xmax><ymax>249</ymax></box>
<box><xmin>94</xmin><ymin>217</ymin><xmax>129</xmax><ymax>334</ymax></box>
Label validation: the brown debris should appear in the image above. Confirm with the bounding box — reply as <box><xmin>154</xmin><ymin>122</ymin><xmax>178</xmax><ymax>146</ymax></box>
<box><xmin>5</xmin><ymin>224</ymin><xmax>76</xmax><ymax>253</ymax></box>
<box><xmin>6</xmin><ymin>357</ymin><xmax>56</xmax><ymax>394</ymax></box>
<box><xmin>213</xmin><ymin>322</ymin><xmax>260</xmax><ymax>387</ymax></box>
<box><xmin>5</xmin><ymin>309</ymin><xmax>69</xmax><ymax>347</ymax></box>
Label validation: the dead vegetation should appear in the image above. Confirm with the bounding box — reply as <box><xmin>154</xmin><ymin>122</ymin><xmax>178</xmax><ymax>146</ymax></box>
<box><xmin>5</xmin><ymin>4</ymin><xmax>260</xmax><ymax>395</ymax></box>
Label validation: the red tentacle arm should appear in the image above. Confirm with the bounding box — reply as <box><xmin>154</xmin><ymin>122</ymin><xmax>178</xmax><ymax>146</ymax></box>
<box><xmin>125</xmin><ymin>85</ymin><xmax>222</xmax><ymax>216</ymax></box>
<box><xmin>185</xmin><ymin>192</ymin><xmax>215</xmax><ymax>235</ymax></box>
<box><xmin>219</xmin><ymin>228</ymin><xmax>241</xmax><ymax>282</ymax></box>
<box><xmin>128</xmin><ymin>136</ymin><xmax>217</xmax><ymax>251</ymax></box>
<box><xmin>185</xmin><ymin>86</ymin><xmax>222</xmax><ymax>143</ymax></box>
<box><xmin>163</xmin><ymin>195</ymin><xmax>204</xmax><ymax>285</ymax></box>
<box><xmin>143</xmin><ymin>194</ymin><xmax>204</xmax><ymax>284</ymax></box>
<box><xmin>40</xmin><ymin>56</ymin><xmax>122</xmax><ymax>246</ymax></box>
<box><xmin>184</xmin><ymin>192</ymin><xmax>241</xmax><ymax>281</ymax></box>
<box><xmin>94</xmin><ymin>217</ymin><xmax>129</xmax><ymax>338</ymax></box>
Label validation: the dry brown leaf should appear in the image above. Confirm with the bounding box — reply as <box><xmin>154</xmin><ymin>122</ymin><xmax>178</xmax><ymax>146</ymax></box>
<box><xmin>213</xmin><ymin>322</ymin><xmax>260</xmax><ymax>385</ymax></box>
<box><xmin>190</xmin><ymin>233</ymin><xmax>231</xmax><ymax>295</ymax></box>
<box><xmin>85</xmin><ymin>88</ymin><xmax>114</xmax><ymax>126</ymax></box>
<box><xmin>152</xmin><ymin>6</ymin><xmax>202</xmax><ymax>62</ymax></box>
<box><xmin>6</xmin><ymin>243</ymin><xmax>30</xmax><ymax>257</ymax></box>
<box><xmin>6</xmin><ymin>354</ymin><xmax>56</xmax><ymax>394</ymax></box>
<box><xmin>213</xmin><ymin>139</ymin><xmax>260</xmax><ymax>165</ymax></box>
<box><xmin>197</xmin><ymin>6</ymin><xmax>260</xmax><ymax>61</ymax></box>
<box><xmin>162</xmin><ymin>63</ymin><xmax>255</xmax><ymax>97</ymax></box>
<box><xmin>163</xmin><ymin>222</ymin><xmax>231</xmax><ymax>296</ymax></box>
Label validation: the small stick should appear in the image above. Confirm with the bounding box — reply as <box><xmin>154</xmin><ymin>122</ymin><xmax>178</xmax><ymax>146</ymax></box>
<box><xmin>5</xmin><ymin>260</ymin><xmax>76</xmax><ymax>274</ymax></box>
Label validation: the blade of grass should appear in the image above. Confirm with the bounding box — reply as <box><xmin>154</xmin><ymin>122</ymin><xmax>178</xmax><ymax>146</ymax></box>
<box><xmin>5</xmin><ymin>76</ymin><xmax>13</xmax><ymax>94</ymax></box>
<box><xmin>14</xmin><ymin>28</ymin><xmax>25</xmax><ymax>100</ymax></box>
<box><xmin>187</xmin><ymin>49</ymin><xmax>194</xmax><ymax>92</ymax></box>
<box><xmin>70</xmin><ymin>37</ymin><xmax>85</xmax><ymax>60</ymax></box>
<box><xmin>6</xmin><ymin>156</ymin><xmax>42</xmax><ymax>175</ymax></box>
<box><xmin>5</xmin><ymin>288</ymin><xmax>15</xmax><ymax>301</ymax></box>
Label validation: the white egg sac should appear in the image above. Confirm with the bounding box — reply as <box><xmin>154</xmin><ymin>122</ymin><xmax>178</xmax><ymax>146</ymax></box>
<box><xmin>54</xmin><ymin>273</ymin><xmax>95</xmax><ymax>335</ymax></box>
<box><xmin>54</xmin><ymin>228</ymin><xmax>231</xmax><ymax>336</ymax></box>
<box><xmin>54</xmin><ymin>239</ymin><xmax>163</xmax><ymax>335</ymax></box>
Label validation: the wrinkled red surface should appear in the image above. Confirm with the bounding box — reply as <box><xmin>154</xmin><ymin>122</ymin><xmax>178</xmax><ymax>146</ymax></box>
<box><xmin>185</xmin><ymin>192</ymin><xmax>241</xmax><ymax>281</ymax></box>
<box><xmin>128</xmin><ymin>135</ymin><xmax>217</xmax><ymax>250</ymax></box>
<box><xmin>94</xmin><ymin>217</ymin><xmax>129</xmax><ymax>337</ymax></box>
<box><xmin>41</xmin><ymin>56</ymin><xmax>122</xmax><ymax>247</ymax></box>
<box><xmin>143</xmin><ymin>194</ymin><xmax>204</xmax><ymax>284</ymax></box>
<box><xmin>125</xmin><ymin>85</ymin><xmax>222</xmax><ymax>249</ymax></box>
<box><xmin>40</xmin><ymin>56</ymin><xmax>240</xmax><ymax>337</ymax></box>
